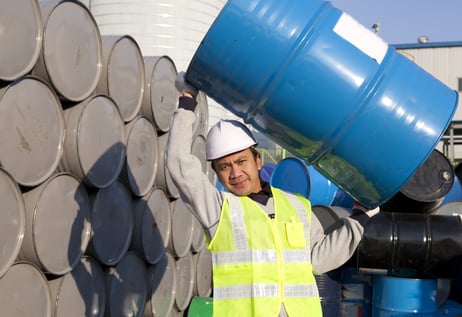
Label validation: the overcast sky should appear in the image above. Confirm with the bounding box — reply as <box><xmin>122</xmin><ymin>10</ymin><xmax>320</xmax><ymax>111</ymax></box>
<box><xmin>329</xmin><ymin>0</ymin><xmax>462</xmax><ymax>45</ymax></box>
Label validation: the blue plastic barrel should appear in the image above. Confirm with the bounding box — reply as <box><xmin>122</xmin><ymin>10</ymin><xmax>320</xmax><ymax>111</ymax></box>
<box><xmin>259</xmin><ymin>162</ymin><xmax>276</xmax><ymax>182</ymax></box>
<box><xmin>372</xmin><ymin>275</ymin><xmax>438</xmax><ymax>316</ymax></box>
<box><xmin>332</xmin><ymin>188</ymin><xmax>355</xmax><ymax>209</ymax></box>
<box><xmin>187</xmin><ymin>0</ymin><xmax>458</xmax><ymax>208</ymax></box>
<box><xmin>307</xmin><ymin>165</ymin><xmax>338</xmax><ymax>206</ymax></box>
<box><xmin>270</xmin><ymin>157</ymin><xmax>311</xmax><ymax>197</ymax></box>
<box><xmin>315</xmin><ymin>271</ymin><xmax>341</xmax><ymax>317</ymax></box>
<box><xmin>441</xmin><ymin>175</ymin><xmax>462</xmax><ymax>206</ymax></box>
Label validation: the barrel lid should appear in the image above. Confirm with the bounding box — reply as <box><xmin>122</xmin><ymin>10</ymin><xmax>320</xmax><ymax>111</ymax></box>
<box><xmin>193</xmin><ymin>248</ymin><xmax>212</xmax><ymax>298</ymax></box>
<box><xmin>270</xmin><ymin>157</ymin><xmax>311</xmax><ymax>197</ymax></box>
<box><xmin>106</xmin><ymin>252</ymin><xmax>148</xmax><ymax>317</ymax></box>
<box><xmin>89</xmin><ymin>181</ymin><xmax>134</xmax><ymax>266</ymax></box>
<box><xmin>21</xmin><ymin>173</ymin><xmax>91</xmax><ymax>275</ymax></box>
<box><xmin>49</xmin><ymin>256</ymin><xmax>105</xmax><ymax>317</ymax></box>
<box><xmin>99</xmin><ymin>35</ymin><xmax>145</xmax><ymax>122</ymax></box>
<box><xmin>380</xmin><ymin>149</ymin><xmax>454</xmax><ymax>213</ymax></box>
<box><xmin>133</xmin><ymin>187</ymin><xmax>172</xmax><ymax>264</ymax></box>
<box><xmin>39</xmin><ymin>0</ymin><xmax>102</xmax><ymax>101</ymax></box>
<box><xmin>171</xmin><ymin>198</ymin><xmax>194</xmax><ymax>258</ymax></box>
<box><xmin>0</xmin><ymin>0</ymin><xmax>42</xmax><ymax>81</ymax></box>
<box><xmin>146</xmin><ymin>252</ymin><xmax>177</xmax><ymax>317</ymax></box>
<box><xmin>0</xmin><ymin>262</ymin><xmax>52</xmax><ymax>317</ymax></box>
<box><xmin>187</xmin><ymin>297</ymin><xmax>213</xmax><ymax>317</ymax></box>
<box><xmin>175</xmin><ymin>252</ymin><xmax>195</xmax><ymax>311</ymax></box>
<box><xmin>125</xmin><ymin>116</ymin><xmax>159</xmax><ymax>197</ymax></box>
<box><xmin>0</xmin><ymin>168</ymin><xmax>25</xmax><ymax>278</ymax></box>
<box><xmin>0</xmin><ymin>76</ymin><xmax>65</xmax><ymax>186</ymax></box>
<box><xmin>400</xmin><ymin>149</ymin><xmax>454</xmax><ymax>202</ymax></box>
<box><xmin>65</xmin><ymin>95</ymin><xmax>126</xmax><ymax>188</ymax></box>
<box><xmin>142</xmin><ymin>56</ymin><xmax>178</xmax><ymax>133</ymax></box>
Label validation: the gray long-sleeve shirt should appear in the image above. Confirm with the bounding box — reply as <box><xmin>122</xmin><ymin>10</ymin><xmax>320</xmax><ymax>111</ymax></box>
<box><xmin>166</xmin><ymin>107</ymin><xmax>366</xmax><ymax>275</ymax></box>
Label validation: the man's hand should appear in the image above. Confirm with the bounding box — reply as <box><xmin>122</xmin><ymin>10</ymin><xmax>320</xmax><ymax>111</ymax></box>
<box><xmin>175</xmin><ymin>71</ymin><xmax>198</xmax><ymax>99</ymax></box>
<box><xmin>352</xmin><ymin>201</ymin><xmax>380</xmax><ymax>218</ymax></box>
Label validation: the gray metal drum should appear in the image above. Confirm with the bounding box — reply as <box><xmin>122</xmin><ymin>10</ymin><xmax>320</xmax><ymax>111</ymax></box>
<box><xmin>97</xmin><ymin>35</ymin><xmax>145</xmax><ymax>122</ymax></box>
<box><xmin>19</xmin><ymin>173</ymin><xmax>91</xmax><ymax>275</ymax></box>
<box><xmin>0</xmin><ymin>168</ymin><xmax>25</xmax><ymax>278</ymax></box>
<box><xmin>0</xmin><ymin>0</ymin><xmax>42</xmax><ymax>81</ymax></box>
<box><xmin>193</xmin><ymin>247</ymin><xmax>213</xmax><ymax>298</ymax></box>
<box><xmin>175</xmin><ymin>251</ymin><xmax>195</xmax><ymax>312</ymax></box>
<box><xmin>0</xmin><ymin>262</ymin><xmax>52</xmax><ymax>317</ymax></box>
<box><xmin>33</xmin><ymin>0</ymin><xmax>102</xmax><ymax>102</ymax></box>
<box><xmin>193</xmin><ymin>91</ymin><xmax>209</xmax><ymax>138</ymax></box>
<box><xmin>141</xmin><ymin>56</ymin><xmax>178</xmax><ymax>133</ymax></box>
<box><xmin>191</xmin><ymin>216</ymin><xmax>205</xmax><ymax>253</ymax></box>
<box><xmin>171</xmin><ymin>198</ymin><xmax>195</xmax><ymax>258</ymax></box>
<box><xmin>0</xmin><ymin>76</ymin><xmax>65</xmax><ymax>187</ymax></box>
<box><xmin>131</xmin><ymin>187</ymin><xmax>172</xmax><ymax>265</ymax></box>
<box><xmin>105</xmin><ymin>251</ymin><xmax>148</xmax><ymax>317</ymax></box>
<box><xmin>123</xmin><ymin>116</ymin><xmax>158</xmax><ymax>197</ymax></box>
<box><xmin>60</xmin><ymin>94</ymin><xmax>126</xmax><ymax>189</ymax></box>
<box><xmin>87</xmin><ymin>180</ymin><xmax>134</xmax><ymax>267</ymax></box>
<box><xmin>144</xmin><ymin>251</ymin><xmax>177</xmax><ymax>317</ymax></box>
<box><xmin>48</xmin><ymin>256</ymin><xmax>106</xmax><ymax>317</ymax></box>
<box><xmin>156</xmin><ymin>132</ymin><xmax>180</xmax><ymax>199</ymax></box>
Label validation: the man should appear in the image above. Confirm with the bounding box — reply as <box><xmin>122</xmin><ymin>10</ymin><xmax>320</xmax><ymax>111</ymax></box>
<box><xmin>167</xmin><ymin>72</ymin><xmax>378</xmax><ymax>317</ymax></box>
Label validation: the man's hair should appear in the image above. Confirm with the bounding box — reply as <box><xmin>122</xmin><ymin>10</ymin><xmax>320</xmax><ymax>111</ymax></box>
<box><xmin>250</xmin><ymin>147</ymin><xmax>260</xmax><ymax>160</ymax></box>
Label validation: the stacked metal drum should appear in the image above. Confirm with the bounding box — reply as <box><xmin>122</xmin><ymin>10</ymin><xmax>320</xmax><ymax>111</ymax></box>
<box><xmin>0</xmin><ymin>1</ymin><xmax>212</xmax><ymax>316</ymax></box>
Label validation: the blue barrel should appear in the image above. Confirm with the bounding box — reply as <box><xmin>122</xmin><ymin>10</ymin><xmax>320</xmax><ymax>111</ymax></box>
<box><xmin>332</xmin><ymin>188</ymin><xmax>355</xmax><ymax>209</ymax></box>
<box><xmin>372</xmin><ymin>275</ymin><xmax>438</xmax><ymax>316</ymax></box>
<box><xmin>340</xmin><ymin>267</ymin><xmax>372</xmax><ymax>317</ymax></box>
<box><xmin>270</xmin><ymin>157</ymin><xmax>340</xmax><ymax>205</ymax></box>
<box><xmin>259</xmin><ymin>162</ymin><xmax>276</xmax><ymax>182</ymax></box>
<box><xmin>308</xmin><ymin>165</ymin><xmax>338</xmax><ymax>205</ymax></box>
<box><xmin>441</xmin><ymin>175</ymin><xmax>462</xmax><ymax>206</ymax></box>
<box><xmin>315</xmin><ymin>270</ymin><xmax>342</xmax><ymax>317</ymax></box>
<box><xmin>186</xmin><ymin>0</ymin><xmax>458</xmax><ymax>208</ymax></box>
<box><xmin>270</xmin><ymin>157</ymin><xmax>311</xmax><ymax>197</ymax></box>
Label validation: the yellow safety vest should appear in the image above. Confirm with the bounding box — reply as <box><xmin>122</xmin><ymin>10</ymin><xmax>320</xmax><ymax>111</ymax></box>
<box><xmin>207</xmin><ymin>187</ymin><xmax>322</xmax><ymax>317</ymax></box>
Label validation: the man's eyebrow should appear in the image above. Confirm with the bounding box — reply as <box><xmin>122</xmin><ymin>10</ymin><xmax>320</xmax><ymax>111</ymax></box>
<box><xmin>233</xmin><ymin>155</ymin><xmax>248</xmax><ymax>163</ymax></box>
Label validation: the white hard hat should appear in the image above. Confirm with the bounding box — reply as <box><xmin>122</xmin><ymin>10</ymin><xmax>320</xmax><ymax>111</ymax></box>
<box><xmin>206</xmin><ymin>119</ymin><xmax>257</xmax><ymax>160</ymax></box>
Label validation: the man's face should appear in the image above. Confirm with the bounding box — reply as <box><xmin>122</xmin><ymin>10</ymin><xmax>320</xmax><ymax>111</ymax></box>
<box><xmin>213</xmin><ymin>148</ymin><xmax>262</xmax><ymax>196</ymax></box>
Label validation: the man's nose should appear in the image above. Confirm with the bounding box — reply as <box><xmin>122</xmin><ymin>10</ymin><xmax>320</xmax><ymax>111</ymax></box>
<box><xmin>229</xmin><ymin>166</ymin><xmax>241</xmax><ymax>178</ymax></box>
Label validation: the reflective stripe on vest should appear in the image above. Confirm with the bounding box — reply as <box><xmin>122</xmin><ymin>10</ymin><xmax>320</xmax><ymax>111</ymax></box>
<box><xmin>214</xmin><ymin>283</ymin><xmax>319</xmax><ymax>300</ymax></box>
<box><xmin>212</xmin><ymin>249</ymin><xmax>310</xmax><ymax>265</ymax></box>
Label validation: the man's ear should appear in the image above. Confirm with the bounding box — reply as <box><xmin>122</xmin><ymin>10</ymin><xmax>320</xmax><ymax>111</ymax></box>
<box><xmin>256</xmin><ymin>153</ymin><xmax>262</xmax><ymax>170</ymax></box>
